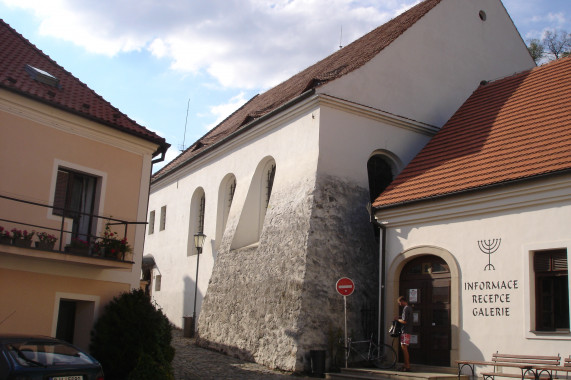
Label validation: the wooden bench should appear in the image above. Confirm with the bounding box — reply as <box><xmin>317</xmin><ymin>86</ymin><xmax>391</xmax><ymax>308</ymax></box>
<box><xmin>531</xmin><ymin>357</ymin><xmax>571</xmax><ymax>380</ymax></box>
<box><xmin>457</xmin><ymin>353</ymin><xmax>561</xmax><ymax>380</ymax></box>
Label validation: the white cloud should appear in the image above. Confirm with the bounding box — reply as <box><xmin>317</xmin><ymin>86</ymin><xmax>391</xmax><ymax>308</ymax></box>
<box><xmin>1</xmin><ymin>0</ymin><xmax>399</xmax><ymax>89</ymax></box>
<box><xmin>531</xmin><ymin>12</ymin><xmax>567</xmax><ymax>27</ymax></box>
<box><xmin>204</xmin><ymin>92</ymin><xmax>249</xmax><ymax>131</ymax></box>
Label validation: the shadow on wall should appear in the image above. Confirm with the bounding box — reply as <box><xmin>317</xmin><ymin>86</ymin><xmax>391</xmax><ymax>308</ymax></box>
<box><xmin>456</xmin><ymin>327</ymin><xmax>485</xmax><ymax>371</ymax></box>
<box><xmin>183</xmin><ymin>275</ymin><xmax>203</xmax><ymax>331</ymax></box>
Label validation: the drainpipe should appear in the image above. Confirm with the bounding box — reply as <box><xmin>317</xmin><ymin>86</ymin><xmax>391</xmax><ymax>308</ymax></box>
<box><xmin>372</xmin><ymin>218</ymin><xmax>386</xmax><ymax>347</ymax></box>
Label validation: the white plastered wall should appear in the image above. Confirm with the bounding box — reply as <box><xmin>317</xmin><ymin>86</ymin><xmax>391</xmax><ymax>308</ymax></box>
<box><xmin>145</xmin><ymin>101</ymin><xmax>321</xmax><ymax>328</ymax></box>
<box><xmin>321</xmin><ymin>0</ymin><xmax>535</xmax><ymax>128</ymax></box>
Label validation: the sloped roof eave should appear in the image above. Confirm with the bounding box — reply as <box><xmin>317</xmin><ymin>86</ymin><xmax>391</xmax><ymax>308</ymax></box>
<box><xmin>373</xmin><ymin>168</ymin><xmax>571</xmax><ymax>212</ymax></box>
<box><xmin>1</xmin><ymin>85</ymin><xmax>170</xmax><ymax>154</ymax></box>
<box><xmin>151</xmin><ymin>88</ymin><xmax>317</xmax><ymax>184</ymax></box>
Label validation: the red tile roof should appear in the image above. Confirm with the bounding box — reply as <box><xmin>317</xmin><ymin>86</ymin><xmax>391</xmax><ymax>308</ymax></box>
<box><xmin>152</xmin><ymin>0</ymin><xmax>443</xmax><ymax>181</ymax></box>
<box><xmin>373</xmin><ymin>57</ymin><xmax>571</xmax><ymax>209</ymax></box>
<box><xmin>0</xmin><ymin>19</ymin><xmax>169</xmax><ymax>156</ymax></box>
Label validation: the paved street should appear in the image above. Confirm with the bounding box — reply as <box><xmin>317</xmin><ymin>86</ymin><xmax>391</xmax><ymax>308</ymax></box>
<box><xmin>172</xmin><ymin>330</ymin><xmax>314</xmax><ymax>379</ymax></box>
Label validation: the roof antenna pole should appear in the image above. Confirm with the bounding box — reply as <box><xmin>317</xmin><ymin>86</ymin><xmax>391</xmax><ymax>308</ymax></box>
<box><xmin>339</xmin><ymin>25</ymin><xmax>343</xmax><ymax>49</ymax></box>
<box><xmin>180</xmin><ymin>98</ymin><xmax>190</xmax><ymax>152</ymax></box>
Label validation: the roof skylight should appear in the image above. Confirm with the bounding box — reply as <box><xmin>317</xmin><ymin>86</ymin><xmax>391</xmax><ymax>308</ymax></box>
<box><xmin>25</xmin><ymin>64</ymin><xmax>60</xmax><ymax>88</ymax></box>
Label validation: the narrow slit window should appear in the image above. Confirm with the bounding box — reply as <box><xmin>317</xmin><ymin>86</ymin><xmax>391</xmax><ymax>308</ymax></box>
<box><xmin>160</xmin><ymin>206</ymin><xmax>167</xmax><ymax>231</ymax></box>
<box><xmin>266</xmin><ymin>164</ymin><xmax>276</xmax><ymax>209</ymax></box>
<box><xmin>198</xmin><ymin>195</ymin><xmax>205</xmax><ymax>234</ymax></box>
<box><xmin>148</xmin><ymin>210</ymin><xmax>155</xmax><ymax>235</ymax></box>
<box><xmin>229</xmin><ymin>179</ymin><xmax>236</xmax><ymax>208</ymax></box>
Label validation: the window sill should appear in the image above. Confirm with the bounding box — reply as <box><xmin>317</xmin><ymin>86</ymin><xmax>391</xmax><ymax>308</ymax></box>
<box><xmin>230</xmin><ymin>242</ymin><xmax>260</xmax><ymax>252</ymax></box>
<box><xmin>526</xmin><ymin>329</ymin><xmax>571</xmax><ymax>340</ymax></box>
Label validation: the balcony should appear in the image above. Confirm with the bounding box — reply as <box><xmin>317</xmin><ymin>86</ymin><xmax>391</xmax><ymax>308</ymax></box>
<box><xmin>0</xmin><ymin>194</ymin><xmax>145</xmax><ymax>269</ymax></box>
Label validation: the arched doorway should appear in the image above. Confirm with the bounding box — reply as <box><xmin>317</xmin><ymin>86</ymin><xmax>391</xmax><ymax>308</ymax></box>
<box><xmin>399</xmin><ymin>255</ymin><xmax>451</xmax><ymax>366</ymax></box>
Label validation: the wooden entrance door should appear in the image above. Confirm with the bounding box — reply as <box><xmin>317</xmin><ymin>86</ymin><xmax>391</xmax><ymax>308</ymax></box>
<box><xmin>399</xmin><ymin>256</ymin><xmax>451</xmax><ymax>366</ymax></box>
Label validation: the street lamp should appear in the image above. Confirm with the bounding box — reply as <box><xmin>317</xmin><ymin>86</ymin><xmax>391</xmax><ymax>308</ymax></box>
<box><xmin>191</xmin><ymin>232</ymin><xmax>206</xmax><ymax>337</ymax></box>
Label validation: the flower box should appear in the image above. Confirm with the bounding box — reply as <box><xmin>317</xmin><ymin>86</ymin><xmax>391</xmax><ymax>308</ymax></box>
<box><xmin>65</xmin><ymin>245</ymin><xmax>90</xmax><ymax>256</ymax></box>
<box><xmin>13</xmin><ymin>239</ymin><xmax>32</xmax><ymax>248</ymax></box>
<box><xmin>35</xmin><ymin>241</ymin><xmax>56</xmax><ymax>251</ymax></box>
<box><xmin>36</xmin><ymin>232</ymin><xmax>58</xmax><ymax>251</ymax></box>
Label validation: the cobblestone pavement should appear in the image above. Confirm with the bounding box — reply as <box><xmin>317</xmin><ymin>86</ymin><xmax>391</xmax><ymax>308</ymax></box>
<box><xmin>172</xmin><ymin>330</ymin><xmax>315</xmax><ymax>380</ymax></box>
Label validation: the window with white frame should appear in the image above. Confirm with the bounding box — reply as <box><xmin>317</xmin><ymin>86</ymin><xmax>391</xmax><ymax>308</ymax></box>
<box><xmin>53</xmin><ymin>167</ymin><xmax>99</xmax><ymax>242</ymax></box>
<box><xmin>534</xmin><ymin>248</ymin><xmax>569</xmax><ymax>331</ymax></box>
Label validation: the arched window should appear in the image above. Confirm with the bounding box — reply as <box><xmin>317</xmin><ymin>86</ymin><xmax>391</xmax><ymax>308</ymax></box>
<box><xmin>367</xmin><ymin>155</ymin><xmax>394</xmax><ymax>203</ymax></box>
<box><xmin>188</xmin><ymin>187</ymin><xmax>205</xmax><ymax>256</ymax></box>
<box><xmin>231</xmin><ymin>157</ymin><xmax>276</xmax><ymax>249</ymax></box>
<box><xmin>216</xmin><ymin>174</ymin><xmax>236</xmax><ymax>245</ymax></box>
<box><xmin>367</xmin><ymin>153</ymin><xmax>396</xmax><ymax>241</ymax></box>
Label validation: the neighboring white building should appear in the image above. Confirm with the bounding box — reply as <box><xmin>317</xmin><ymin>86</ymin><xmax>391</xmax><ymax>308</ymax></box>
<box><xmin>143</xmin><ymin>0</ymin><xmax>535</xmax><ymax>372</ymax></box>
<box><xmin>374</xmin><ymin>57</ymin><xmax>570</xmax><ymax>367</ymax></box>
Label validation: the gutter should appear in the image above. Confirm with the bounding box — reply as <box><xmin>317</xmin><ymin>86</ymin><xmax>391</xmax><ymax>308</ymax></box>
<box><xmin>151</xmin><ymin>88</ymin><xmax>317</xmax><ymax>184</ymax></box>
<box><xmin>151</xmin><ymin>144</ymin><xmax>170</xmax><ymax>164</ymax></box>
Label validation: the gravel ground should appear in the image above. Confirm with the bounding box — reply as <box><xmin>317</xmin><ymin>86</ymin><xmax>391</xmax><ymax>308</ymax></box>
<box><xmin>171</xmin><ymin>330</ymin><xmax>316</xmax><ymax>380</ymax></box>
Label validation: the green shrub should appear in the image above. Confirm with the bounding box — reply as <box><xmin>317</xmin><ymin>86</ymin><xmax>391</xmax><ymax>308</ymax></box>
<box><xmin>90</xmin><ymin>289</ymin><xmax>175</xmax><ymax>380</ymax></box>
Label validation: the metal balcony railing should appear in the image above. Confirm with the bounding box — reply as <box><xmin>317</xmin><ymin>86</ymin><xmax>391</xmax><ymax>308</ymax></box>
<box><xmin>0</xmin><ymin>194</ymin><xmax>146</xmax><ymax>262</ymax></box>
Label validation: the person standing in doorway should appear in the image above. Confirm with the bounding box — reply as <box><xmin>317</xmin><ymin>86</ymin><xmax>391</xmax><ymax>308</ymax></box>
<box><xmin>396</xmin><ymin>296</ymin><xmax>412</xmax><ymax>371</ymax></box>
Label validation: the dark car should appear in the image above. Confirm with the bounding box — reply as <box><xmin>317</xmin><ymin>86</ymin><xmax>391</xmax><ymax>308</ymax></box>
<box><xmin>0</xmin><ymin>335</ymin><xmax>104</xmax><ymax>380</ymax></box>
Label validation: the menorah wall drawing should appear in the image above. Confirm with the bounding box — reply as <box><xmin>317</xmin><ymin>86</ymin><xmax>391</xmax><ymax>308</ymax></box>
<box><xmin>478</xmin><ymin>239</ymin><xmax>501</xmax><ymax>271</ymax></box>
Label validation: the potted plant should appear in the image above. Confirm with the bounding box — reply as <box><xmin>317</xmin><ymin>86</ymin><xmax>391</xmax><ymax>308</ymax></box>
<box><xmin>11</xmin><ymin>228</ymin><xmax>34</xmax><ymax>248</ymax></box>
<box><xmin>97</xmin><ymin>222</ymin><xmax>132</xmax><ymax>260</ymax></box>
<box><xmin>0</xmin><ymin>227</ymin><xmax>11</xmax><ymax>245</ymax></box>
<box><xmin>36</xmin><ymin>232</ymin><xmax>58</xmax><ymax>251</ymax></box>
<box><xmin>65</xmin><ymin>238</ymin><xmax>90</xmax><ymax>255</ymax></box>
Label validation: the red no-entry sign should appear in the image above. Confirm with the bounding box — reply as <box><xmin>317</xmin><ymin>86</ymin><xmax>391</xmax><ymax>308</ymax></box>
<box><xmin>336</xmin><ymin>277</ymin><xmax>355</xmax><ymax>296</ymax></box>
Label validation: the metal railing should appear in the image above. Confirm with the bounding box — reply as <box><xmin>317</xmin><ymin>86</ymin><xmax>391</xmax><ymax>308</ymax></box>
<box><xmin>0</xmin><ymin>194</ymin><xmax>146</xmax><ymax>262</ymax></box>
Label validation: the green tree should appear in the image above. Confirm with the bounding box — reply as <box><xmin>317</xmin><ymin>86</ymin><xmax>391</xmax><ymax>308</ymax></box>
<box><xmin>527</xmin><ymin>38</ymin><xmax>544</xmax><ymax>64</ymax></box>
<box><xmin>90</xmin><ymin>289</ymin><xmax>175</xmax><ymax>380</ymax></box>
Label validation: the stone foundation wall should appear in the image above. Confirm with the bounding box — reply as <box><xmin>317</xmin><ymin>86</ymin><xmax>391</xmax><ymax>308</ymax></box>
<box><xmin>197</xmin><ymin>177</ymin><xmax>315</xmax><ymax>371</ymax></box>
<box><xmin>196</xmin><ymin>174</ymin><xmax>378</xmax><ymax>372</ymax></box>
<box><xmin>297</xmin><ymin>174</ymin><xmax>378</xmax><ymax>370</ymax></box>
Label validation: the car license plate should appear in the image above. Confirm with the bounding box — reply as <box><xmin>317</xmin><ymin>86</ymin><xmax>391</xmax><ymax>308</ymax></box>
<box><xmin>51</xmin><ymin>377</ymin><xmax>83</xmax><ymax>380</ymax></box>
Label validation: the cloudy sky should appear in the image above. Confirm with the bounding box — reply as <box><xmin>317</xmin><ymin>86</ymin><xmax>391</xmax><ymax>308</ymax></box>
<box><xmin>1</xmin><ymin>0</ymin><xmax>569</xmax><ymax>171</ymax></box>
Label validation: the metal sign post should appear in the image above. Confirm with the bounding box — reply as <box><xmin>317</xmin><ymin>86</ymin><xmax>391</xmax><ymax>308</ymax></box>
<box><xmin>336</xmin><ymin>277</ymin><xmax>355</xmax><ymax>369</ymax></box>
